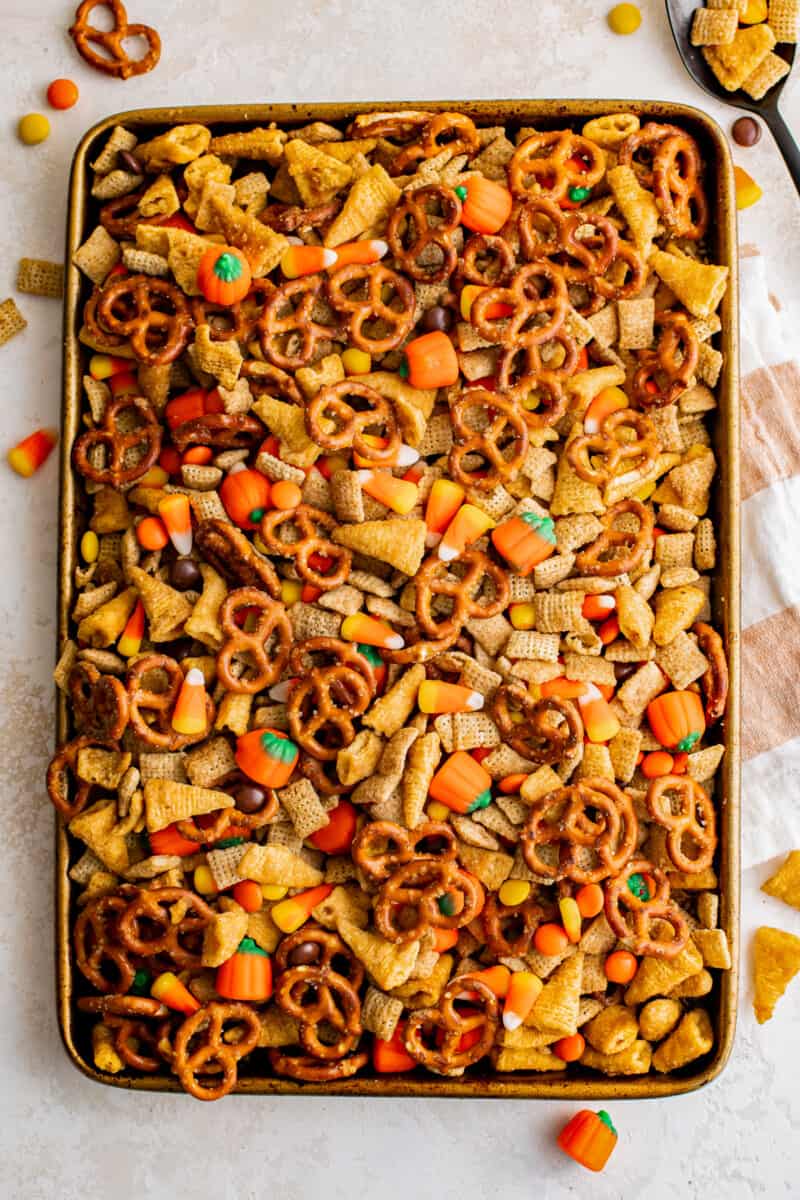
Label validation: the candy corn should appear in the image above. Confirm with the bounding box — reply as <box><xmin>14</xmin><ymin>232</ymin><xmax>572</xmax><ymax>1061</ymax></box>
<box><xmin>270</xmin><ymin>884</ymin><xmax>334</xmax><ymax>934</ymax></box>
<box><xmin>502</xmin><ymin>971</ymin><xmax>543</xmax><ymax>1030</ymax></box>
<box><xmin>418</xmin><ymin>680</ymin><xmax>484</xmax><ymax>714</ymax></box>
<box><xmin>158</xmin><ymin>493</ymin><xmax>193</xmax><ymax>556</ymax></box>
<box><xmin>171</xmin><ymin>668</ymin><xmax>209</xmax><ymax>736</ymax></box>
<box><xmin>151</xmin><ymin>971</ymin><xmax>200</xmax><ymax>1015</ymax></box>
<box><xmin>582</xmin><ymin>594</ymin><xmax>616</xmax><ymax>621</ymax></box>
<box><xmin>118</xmin><ymin>599</ymin><xmax>145</xmax><ymax>657</ymax></box>
<box><xmin>459</xmin><ymin>285</ymin><xmax>514</xmax><ymax>322</ymax></box>
<box><xmin>356</xmin><ymin>469</ymin><xmax>419</xmax><ymax>514</ymax></box>
<box><xmin>438</xmin><ymin>503</ymin><xmax>494</xmax><ymax>562</ymax></box>
<box><xmin>583</xmin><ymin>386</ymin><xmax>628</xmax><ymax>434</ymax></box>
<box><xmin>464</xmin><ymin>964</ymin><xmax>511</xmax><ymax>998</ymax></box>
<box><xmin>598</xmin><ymin>615</ymin><xmax>619</xmax><ymax>645</ymax></box>
<box><xmin>89</xmin><ymin>353</ymin><xmax>131</xmax><ymax>380</ymax></box>
<box><xmin>333</xmin><ymin>239</ymin><xmax>388</xmax><ymax>268</ymax></box>
<box><xmin>341</xmin><ymin>612</ymin><xmax>404</xmax><ymax>651</ymax></box>
<box><xmin>353</xmin><ymin>435</ymin><xmax>419</xmax><ymax>470</ymax></box>
<box><xmin>109</xmin><ymin>370</ymin><xmax>139</xmax><ymax>399</ymax></box>
<box><xmin>577</xmin><ymin>682</ymin><xmax>621</xmax><ymax>743</ymax></box>
<box><xmin>281</xmin><ymin>244</ymin><xmax>339</xmax><ymax>278</ymax></box>
<box><xmin>559</xmin><ymin>896</ymin><xmax>582</xmax><ymax>944</ymax></box>
<box><xmin>357</xmin><ymin>643</ymin><xmax>388</xmax><ymax>692</ymax></box>
<box><xmin>7</xmin><ymin>428</ymin><xmax>58</xmax><ymax>477</ymax></box>
<box><xmin>425</xmin><ymin>479</ymin><xmax>465</xmax><ymax>547</ymax></box>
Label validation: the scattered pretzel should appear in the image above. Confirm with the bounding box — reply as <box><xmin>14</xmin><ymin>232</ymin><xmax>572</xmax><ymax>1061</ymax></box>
<box><xmin>73</xmin><ymin>891</ymin><xmax>138</xmax><ymax>994</ymax></box>
<box><xmin>518</xmin><ymin>197</ymin><xmax>617</xmax><ymax>283</ymax></box>
<box><xmin>386</xmin><ymin>185</ymin><xmax>462</xmax><ymax>283</ymax></box>
<box><xmin>46</xmin><ymin>735</ymin><xmax>115</xmax><ymax>821</ymax></box>
<box><xmin>617</xmin><ymin>122</ymin><xmax>686</xmax><ymax>187</ymax></box>
<box><xmin>171</xmin><ymin>412</ymin><xmax>265</xmax><ymax>452</ymax></box>
<box><xmin>190</xmin><ymin>280</ymin><xmax>275</xmax><ymax>343</ymax></box>
<box><xmin>415</xmin><ymin>547</ymin><xmax>510</xmax><ymax>641</ymax></box>
<box><xmin>94</xmin><ymin>275</ymin><xmax>193</xmax><ymax>367</ymax></box>
<box><xmin>258</xmin><ymin>274</ymin><xmax>341</xmax><ymax>370</ymax></box>
<box><xmin>575</xmin><ymin>498</ymin><xmax>654</xmax><ymax>577</ymax></box>
<box><xmin>470</xmin><ymin>261</ymin><xmax>569</xmax><ymax>349</ymax></box>
<box><xmin>482</xmin><ymin>892</ymin><xmax>549</xmax><ymax>957</ymax></box>
<box><xmin>508</xmin><ymin>130</ymin><xmax>605</xmax><ymax>203</ymax></box>
<box><xmin>496</xmin><ymin>328</ymin><xmax>578</xmax><ymax>422</ymax></box>
<box><xmin>70</xmin><ymin>0</ymin><xmax>161</xmax><ymax>80</ymax></box>
<box><xmin>287</xmin><ymin>638</ymin><xmax>375</xmax><ymax>760</ymax></box>
<box><xmin>259</xmin><ymin>504</ymin><xmax>351</xmax><ymax>590</ymax></box>
<box><xmin>653</xmin><ymin>133</ymin><xmax>708</xmax><ymax>240</ymax></box>
<box><xmin>352</xmin><ymin>819</ymin><xmax>457</xmax><ymax>882</ymax></box>
<box><xmin>78</xmin><ymin>995</ymin><xmax>170</xmax><ymax>1073</ymax></box>
<box><xmin>306</xmin><ymin>379</ymin><xmax>401</xmax><ymax>464</ymax></box>
<box><xmin>194</xmin><ymin>518</ymin><xmax>281</xmax><ymax>598</ymax></box>
<box><xmin>68</xmin><ymin>662</ymin><xmax>130</xmax><ymax>741</ymax></box>
<box><xmin>492</xmin><ymin>684</ymin><xmax>583</xmax><ymax>766</ymax></box>
<box><xmin>521</xmin><ymin>778</ymin><xmax>638</xmax><ymax>884</ymax></box>
<box><xmin>73</xmin><ymin>394</ymin><xmax>162</xmax><ymax>488</ymax></box>
<box><xmin>126</xmin><ymin>654</ymin><xmax>215</xmax><ymax>750</ymax></box>
<box><xmin>646</xmin><ymin>775</ymin><xmax>717</xmax><ymax>874</ymax></box>
<box><xmin>604</xmin><ymin>858</ymin><xmax>689</xmax><ymax>959</ymax></box>
<box><xmin>174</xmin><ymin>1002</ymin><xmax>261</xmax><ymax>1101</ymax></box>
<box><xmin>99</xmin><ymin>191</ymin><xmax>155</xmax><ymax>239</ymax></box>
<box><xmin>633</xmin><ymin>311</ymin><xmax>699</xmax><ymax>408</ymax></box>
<box><xmin>391</xmin><ymin>112</ymin><xmax>479</xmax><ymax>174</ymax></box>
<box><xmin>694</xmin><ymin>621</ymin><xmax>729</xmax><ymax>723</ymax></box>
<box><xmin>216</xmin><ymin>587</ymin><xmax>293</xmax><ymax>694</ymax></box>
<box><xmin>374</xmin><ymin>858</ymin><xmax>484</xmax><ymax>943</ymax></box>
<box><xmin>459</xmin><ymin>234</ymin><xmax>516</xmax><ymax>287</ymax></box>
<box><xmin>116</xmin><ymin>886</ymin><xmax>215</xmax><ymax>968</ymax></box>
<box><xmin>448</xmin><ymin>390</ymin><xmax>529</xmax><ymax>491</ymax></box>
<box><xmin>568</xmin><ymin>408</ymin><xmax>660</xmax><ymax>490</ymax></box>
<box><xmin>241</xmin><ymin>358</ymin><xmax>303</xmax><ymax>406</ymax></box>
<box><xmin>326</xmin><ymin>264</ymin><xmax>415</xmax><ymax>353</ymax></box>
<box><xmin>403</xmin><ymin>977</ymin><xmax>498</xmax><ymax>1075</ymax></box>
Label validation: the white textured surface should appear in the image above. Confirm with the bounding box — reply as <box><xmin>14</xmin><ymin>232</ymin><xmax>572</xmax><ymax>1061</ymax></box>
<box><xmin>1</xmin><ymin>4</ymin><xmax>799</xmax><ymax>1198</ymax></box>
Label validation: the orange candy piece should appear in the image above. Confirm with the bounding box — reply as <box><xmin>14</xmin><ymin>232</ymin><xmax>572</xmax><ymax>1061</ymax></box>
<box><xmin>534</xmin><ymin>923</ymin><xmax>569</xmax><ymax>956</ymax></box>
<box><xmin>604</xmin><ymin>949</ymin><xmax>638</xmax><ymax>984</ymax></box>
<box><xmin>418</xmin><ymin>680</ymin><xmax>484</xmax><ymax>715</ymax></box>
<box><xmin>575</xmin><ymin>883</ymin><xmax>605</xmax><ymax>919</ymax></box>
<box><xmin>47</xmin><ymin>78</ymin><xmax>79</xmax><ymax>109</ymax></box>
<box><xmin>403</xmin><ymin>330</ymin><xmax>459</xmax><ymax>389</ymax></box>
<box><xmin>136</xmin><ymin>516</ymin><xmax>169</xmax><ymax>551</ymax></box>
<box><xmin>158</xmin><ymin>493</ymin><xmax>193</xmax><ymax>556</ymax></box>
<box><xmin>425</xmin><ymin>478</ymin><xmax>465</xmax><ymax>546</ymax></box>
<box><xmin>553</xmin><ymin>1033</ymin><xmax>586</xmax><ymax>1062</ymax></box>
<box><xmin>502</xmin><ymin>971</ymin><xmax>543</xmax><ymax>1030</ymax></box>
<box><xmin>356</xmin><ymin>469</ymin><xmax>418</xmax><ymax>514</ymax></box>
<box><xmin>118</xmin><ymin>599</ymin><xmax>145</xmax><ymax>658</ymax></box>
<box><xmin>270</xmin><ymin>480</ymin><xmax>302</xmax><ymax>510</ymax></box>
<box><xmin>341</xmin><ymin>612</ymin><xmax>404</xmax><ymax>651</ymax></box>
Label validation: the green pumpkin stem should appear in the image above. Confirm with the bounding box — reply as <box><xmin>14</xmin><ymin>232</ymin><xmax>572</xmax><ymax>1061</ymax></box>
<box><xmin>214</xmin><ymin>252</ymin><xmax>244</xmax><ymax>283</ymax></box>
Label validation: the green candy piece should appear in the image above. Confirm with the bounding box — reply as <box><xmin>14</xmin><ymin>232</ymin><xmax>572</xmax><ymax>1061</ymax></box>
<box><xmin>215</xmin><ymin>836</ymin><xmax>245</xmax><ymax>850</ymax></box>
<box><xmin>627</xmin><ymin>873</ymin><xmax>650</xmax><ymax>901</ymax></box>
<box><xmin>437</xmin><ymin>893</ymin><xmax>457</xmax><ymax>917</ymax></box>
<box><xmin>676</xmin><ymin>731</ymin><xmax>701</xmax><ymax>752</ymax></box>
<box><xmin>568</xmin><ymin>185</ymin><xmax>591</xmax><ymax>202</ymax></box>
<box><xmin>131</xmin><ymin>969</ymin><xmax>151</xmax><ymax>996</ymax></box>
<box><xmin>398</xmin><ymin>360</ymin><xmax>409</xmax><ymax>380</ymax></box>
<box><xmin>520</xmin><ymin>510</ymin><xmax>557</xmax><ymax>544</ymax></box>
<box><xmin>454</xmin><ymin>185</ymin><xmax>468</xmax><ymax>201</ymax></box>
<box><xmin>214</xmin><ymin>252</ymin><xmax>244</xmax><ymax>282</ymax></box>
<box><xmin>261</xmin><ymin>730</ymin><xmax>297</xmax><ymax>763</ymax></box>
<box><xmin>357</xmin><ymin>643</ymin><xmax>383</xmax><ymax>667</ymax></box>
<box><xmin>597</xmin><ymin>1110</ymin><xmax>617</xmax><ymax>1136</ymax></box>
<box><xmin>468</xmin><ymin>787</ymin><xmax>492</xmax><ymax>813</ymax></box>
<box><xmin>237</xmin><ymin>936</ymin><xmax>269</xmax><ymax>957</ymax></box>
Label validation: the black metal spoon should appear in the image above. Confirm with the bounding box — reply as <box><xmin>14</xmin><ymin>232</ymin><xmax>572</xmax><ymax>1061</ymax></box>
<box><xmin>664</xmin><ymin>0</ymin><xmax>800</xmax><ymax>190</ymax></box>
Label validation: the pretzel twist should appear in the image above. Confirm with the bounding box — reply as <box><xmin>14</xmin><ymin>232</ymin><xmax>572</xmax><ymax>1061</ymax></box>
<box><xmin>258</xmin><ymin>274</ymin><xmax>340</xmax><ymax>370</ymax></box>
<box><xmin>173</xmin><ymin>1002</ymin><xmax>261</xmax><ymax>1101</ymax></box>
<box><xmin>126</xmin><ymin>654</ymin><xmax>215</xmax><ymax>750</ymax></box>
<box><xmin>216</xmin><ymin>587</ymin><xmax>293</xmax><ymax>694</ymax></box>
<box><xmin>448</xmin><ymin>390</ymin><xmax>529</xmax><ymax>491</ymax></box>
<box><xmin>604</xmin><ymin>858</ymin><xmax>689</xmax><ymax>959</ymax></box>
<box><xmin>259</xmin><ymin>504</ymin><xmax>351</xmax><ymax>590</ymax></box>
<box><xmin>115</xmin><ymin>887</ymin><xmax>215</xmax><ymax>968</ymax></box>
<box><xmin>194</xmin><ymin>518</ymin><xmax>281</xmax><ymax>598</ymax></box>
<box><xmin>326</xmin><ymin>264</ymin><xmax>415</xmax><ymax>353</ymax></box>
<box><xmin>520</xmin><ymin>778</ymin><xmax>638</xmax><ymax>883</ymax></box>
<box><xmin>94</xmin><ymin>275</ymin><xmax>193</xmax><ymax>367</ymax></box>
<box><xmin>492</xmin><ymin>683</ymin><xmax>583</xmax><ymax>766</ymax></box>
<box><xmin>470</xmin><ymin>262</ymin><xmax>569</xmax><ymax>349</ymax></box>
<box><xmin>575</xmin><ymin>498</ymin><xmax>654</xmax><ymax>577</ymax></box>
<box><xmin>73</xmin><ymin>395</ymin><xmax>162</xmax><ymax>488</ymax></box>
<box><xmin>508</xmin><ymin>130</ymin><xmax>605</xmax><ymax>203</ymax></box>
<box><xmin>386</xmin><ymin>185</ymin><xmax>462</xmax><ymax>282</ymax></box>
<box><xmin>415</xmin><ymin>547</ymin><xmax>510</xmax><ymax>641</ymax></box>
<box><xmin>403</xmin><ymin>977</ymin><xmax>499</xmax><ymax>1075</ymax></box>
<box><xmin>374</xmin><ymin>858</ymin><xmax>485</xmax><ymax>943</ymax></box>
<box><xmin>352</xmin><ymin>819</ymin><xmax>457</xmax><ymax>882</ymax></box>
<box><xmin>73</xmin><ymin>891</ymin><xmax>138</xmax><ymax>994</ymax></box>
<box><xmin>568</xmin><ymin>408</ymin><xmax>660</xmax><ymax>489</ymax></box>
<box><xmin>70</xmin><ymin>0</ymin><xmax>161</xmax><ymax>80</ymax></box>
<box><xmin>646</xmin><ymin>775</ymin><xmax>717</xmax><ymax>874</ymax></box>
<box><xmin>633</xmin><ymin>311</ymin><xmax>699</xmax><ymax>408</ymax></box>
<box><xmin>306</xmin><ymin>380</ymin><xmax>401</xmax><ymax>464</ymax></box>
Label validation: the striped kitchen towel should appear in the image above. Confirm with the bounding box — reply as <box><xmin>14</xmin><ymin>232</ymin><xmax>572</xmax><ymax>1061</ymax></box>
<box><xmin>738</xmin><ymin>246</ymin><xmax>800</xmax><ymax>868</ymax></box>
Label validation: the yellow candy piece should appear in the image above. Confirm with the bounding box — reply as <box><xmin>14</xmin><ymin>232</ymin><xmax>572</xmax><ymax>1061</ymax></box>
<box><xmin>510</xmin><ymin>602</ymin><xmax>537</xmax><ymax>630</ymax></box>
<box><xmin>633</xmin><ymin>479</ymin><xmax>656</xmax><ymax>502</ymax></box>
<box><xmin>559</xmin><ymin>896</ymin><xmax>582</xmax><ymax>944</ymax></box>
<box><xmin>499</xmin><ymin>879</ymin><xmax>532</xmax><ymax>907</ymax></box>
<box><xmin>262</xmin><ymin>884</ymin><xmax>288</xmax><ymax>900</ymax></box>
<box><xmin>740</xmin><ymin>0</ymin><xmax>767</xmax><ymax>22</ymax></box>
<box><xmin>734</xmin><ymin>165</ymin><xmax>762</xmax><ymax>211</ymax></box>
<box><xmin>427</xmin><ymin>801</ymin><xmax>451</xmax><ymax>822</ymax></box>
<box><xmin>193</xmin><ymin>865</ymin><xmax>218</xmax><ymax>895</ymax></box>
<box><xmin>80</xmin><ymin>531</ymin><xmax>99</xmax><ymax>564</ymax></box>
<box><xmin>18</xmin><ymin>113</ymin><xmax>50</xmax><ymax>145</ymax></box>
<box><xmin>342</xmin><ymin>347</ymin><xmax>372</xmax><ymax>375</ymax></box>
<box><xmin>460</xmin><ymin>285</ymin><xmax>484</xmax><ymax>321</ymax></box>
<box><xmin>607</xmin><ymin>3</ymin><xmax>641</xmax><ymax>34</ymax></box>
<box><xmin>280</xmin><ymin>579</ymin><xmax>303</xmax><ymax>605</ymax></box>
<box><xmin>138</xmin><ymin>465</ymin><xmax>169</xmax><ymax>488</ymax></box>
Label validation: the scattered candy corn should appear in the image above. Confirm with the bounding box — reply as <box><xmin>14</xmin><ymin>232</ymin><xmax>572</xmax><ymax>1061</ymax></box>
<box><xmin>577</xmin><ymin>682</ymin><xmax>620</xmax><ymax>743</ymax></box>
<box><xmin>7</xmin><ymin>428</ymin><xmax>58</xmax><ymax>477</ymax></box>
<box><xmin>582</xmin><ymin>594</ymin><xmax>616</xmax><ymax>621</ymax></box>
<box><xmin>118</xmin><ymin>599</ymin><xmax>145</xmax><ymax>657</ymax></box>
<box><xmin>171</xmin><ymin>668</ymin><xmax>209</xmax><ymax>736</ymax></box>
<box><xmin>341</xmin><ymin>612</ymin><xmax>404</xmax><ymax>650</ymax></box>
<box><xmin>89</xmin><ymin>353</ymin><xmax>131</xmax><ymax>381</ymax></box>
<box><xmin>465</xmin><ymin>964</ymin><xmax>511</xmax><ymax>998</ymax></box>
<box><xmin>734</xmin><ymin>164</ymin><xmax>762</xmax><ymax>210</ymax></box>
<box><xmin>418</xmin><ymin>680</ymin><xmax>484</xmax><ymax>714</ymax></box>
<box><xmin>356</xmin><ymin>469</ymin><xmax>419</xmax><ymax>514</ymax></box>
<box><xmin>151</xmin><ymin>971</ymin><xmax>200</xmax><ymax>1015</ymax></box>
<box><xmin>425</xmin><ymin>478</ymin><xmax>465</xmax><ymax>547</ymax></box>
<box><xmin>281</xmin><ymin>244</ymin><xmax>339</xmax><ymax>278</ymax></box>
<box><xmin>158</xmin><ymin>493</ymin><xmax>193</xmax><ymax>556</ymax></box>
<box><xmin>503</xmin><ymin>971</ymin><xmax>542</xmax><ymax>1029</ymax></box>
<box><xmin>583</xmin><ymin>386</ymin><xmax>628</xmax><ymax>434</ymax></box>
<box><xmin>270</xmin><ymin>884</ymin><xmax>334</xmax><ymax>934</ymax></box>
<box><xmin>353</xmin><ymin>435</ymin><xmax>419</xmax><ymax>469</ymax></box>
<box><xmin>438</xmin><ymin>503</ymin><xmax>494</xmax><ymax>562</ymax></box>
<box><xmin>333</xmin><ymin>239</ymin><xmax>388</xmax><ymax>268</ymax></box>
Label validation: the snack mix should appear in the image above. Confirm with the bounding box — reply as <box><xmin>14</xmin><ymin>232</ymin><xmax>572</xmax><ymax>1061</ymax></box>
<box><xmin>50</xmin><ymin>108</ymin><xmax>731</xmax><ymax>1100</ymax></box>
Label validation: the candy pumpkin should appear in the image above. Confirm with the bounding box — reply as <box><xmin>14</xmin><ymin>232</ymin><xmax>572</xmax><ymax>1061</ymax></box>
<box><xmin>492</xmin><ymin>511</ymin><xmax>557</xmax><ymax>575</ymax></box>
<box><xmin>428</xmin><ymin>750</ymin><xmax>492</xmax><ymax>814</ymax></box>
<box><xmin>455</xmin><ymin>177</ymin><xmax>513</xmax><ymax>234</ymax></box>
<box><xmin>557</xmin><ymin>1109</ymin><xmax>618</xmax><ymax>1172</ymax></box>
<box><xmin>402</xmin><ymin>330</ymin><xmax>459</xmax><ymax>389</ymax></box>
<box><xmin>235</xmin><ymin>728</ymin><xmax>298</xmax><ymax>788</ymax></box>
<box><xmin>220</xmin><ymin>463</ymin><xmax>272</xmax><ymax>529</ymax></box>
<box><xmin>647</xmin><ymin>689</ymin><xmax>706</xmax><ymax>752</ymax></box>
<box><xmin>197</xmin><ymin>245</ymin><xmax>252</xmax><ymax>306</ymax></box>
<box><xmin>216</xmin><ymin>938</ymin><xmax>273</xmax><ymax>1001</ymax></box>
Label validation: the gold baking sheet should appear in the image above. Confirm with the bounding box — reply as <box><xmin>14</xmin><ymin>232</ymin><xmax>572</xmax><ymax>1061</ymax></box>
<box><xmin>57</xmin><ymin>100</ymin><xmax>740</xmax><ymax>1098</ymax></box>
